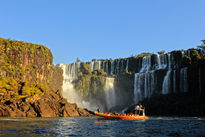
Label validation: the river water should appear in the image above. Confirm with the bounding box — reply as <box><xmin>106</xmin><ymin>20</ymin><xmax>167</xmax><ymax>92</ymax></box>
<box><xmin>0</xmin><ymin>117</ymin><xmax>205</xmax><ymax>137</ymax></box>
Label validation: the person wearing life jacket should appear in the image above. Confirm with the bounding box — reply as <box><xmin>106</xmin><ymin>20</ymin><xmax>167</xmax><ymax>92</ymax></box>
<box><xmin>139</xmin><ymin>104</ymin><xmax>145</xmax><ymax>116</ymax></box>
<box><xmin>134</xmin><ymin>105</ymin><xmax>139</xmax><ymax>114</ymax></box>
<box><xmin>97</xmin><ymin>108</ymin><xmax>100</xmax><ymax>113</ymax></box>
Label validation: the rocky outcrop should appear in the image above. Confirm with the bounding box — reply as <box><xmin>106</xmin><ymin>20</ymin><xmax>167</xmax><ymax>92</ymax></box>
<box><xmin>0</xmin><ymin>90</ymin><xmax>92</xmax><ymax>117</ymax></box>
<box><xmin>0</xmin><ymin>37</ymin><xmax>62</xmax><ymax>92</ymax></box>
<box><xmin>0</xmin><ymin>38</ymin><xmax>92</xmax><ymax>117</ymax></box>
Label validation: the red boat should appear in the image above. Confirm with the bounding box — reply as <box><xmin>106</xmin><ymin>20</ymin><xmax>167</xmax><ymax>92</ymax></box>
<box><xmin>94</xmin><ymin>112</ymin><xmax>149</xmax><ymax>120</ymax></box>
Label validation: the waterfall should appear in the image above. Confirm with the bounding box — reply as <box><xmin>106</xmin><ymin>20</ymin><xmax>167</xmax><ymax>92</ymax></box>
<box><xmin>59</xmin><ymin>63</ymin><xmax>81</xmax><ymax>103</ymax></box>
<box><xmin>98</xmin><ymin>61</ymin><xmax>101</xmax><ymax>69</ymax></box>
<box><xmin>154</xmin><ymin>54</ymin><xmax>168</xmax><ymax>69</ymax></box>
<box><xmin>168</xmin><ymin>54</ymin><xmax>171</xmax><ymax>69</ymax></box>
<box><xmin>134</xmin><ymin>73</ymin><xmax>142</xmax><ymax>104</ymax></box>
<box><xmin>159</xmin><ymin>54</ymin><xmax>168</xmax><ymax>69</ymax></box>
<box><xmin>116</xmin><ymin>60</ymin><xmax>120</xmax><ymax>74</ymax></box>
<box><xmin>133</xmin><ymin>50</ymin><xmax>191</xmax><ymax>103</ymax></box>
<box><xmin>182</xmin><ymin>51</ymin><xmax>185</xmax><ymax>58</ymax></box>
<box><xmin>90</xmin><ymin>62</ymin><xmax>94</xmax><ymax>71</ymax></box>
<box><xmin>173</xmin><ymin>70</ymin><xmax>177</xmax><ymax>93</ymax></box>
<box><xmin>133</xmin><ymin>71</ymin><xmax>156</xmax><ymax>103</ymax></box>
<box><xmin>87</xmin><ymin>59</ymin><xmax>129</xmax><ymax>76</ymax></box>
<box><xmin>106</xmin><ymin>61</ymin><xmax>109</xmax><ymax>75</ymax></box>
<box><xmin>59</xmin><ymin>63</ymin><xmax>98</xmax><ymax>111</ymax></box>
<box><xmin>59</xmin><ymin>49</ymin><xmax>196</xmax><ymax>112</ymax></box>
<box><xmin>110</xmin><ymin>61</ymin><xmax>114</xmax><ymax>75</ymax></box>
<box><xmin>202</xmin><ymin>49</ymin><xmax>205</xmax><ymax>54</ymax></box>
<box><xmin>180</xmin><ymin>67</ymin><xmax>188</xmax><ymax>92</ymax></box>
<box><xmin>162</xmin><ymin>70</ymin><xmax>172</xmax><ymax>94</ymax></box>
<box><xmin>140</xmin><ymin>56</ymin><xmax>151</xmax><ymax>72</ymax></box>
<box><xmin>157</xmin><ymin>54</ymin><xmax>161</xmax><ymax>69</ymax></box>
<box><xmin>89</xmin><ymin>61</ymin><xmax>102</xmax><ymax>71</ymax></box>
<box><xmin>199</xmin><ymin>68</ymin><xmax>202</xmax><ymax>94</ymax></box>
<box><xmin>104</xmin><ymin>77</ymin><xmax>116</xmax><ymax>110</ymax></box>
<box><xmin>103</xmin><ymin>61</ymin><xmax>106</xmax><ymax>73</ymax></box>
<box><xmin>94</xmin><ymin>61</ymin><xmax>101</xmax><ymax>70</ymax></box>
<box><xmin>186</xmin><ymin>50</ymin><xmax>191</xmax><ymax>57</ymax></box>
<box><xmin>126</xmin><ymin>59</ymin><xmax>129</xmax><ymax>70</ymax></box>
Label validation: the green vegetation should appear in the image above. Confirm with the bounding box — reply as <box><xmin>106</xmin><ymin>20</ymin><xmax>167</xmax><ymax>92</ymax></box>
<box><xmin>158</xmin><ymin>50</ymin><xmax>165</xmax><ymax>55</ymax></box>
<box><xmin>182</xmin><ymin>49</ymin><xmax>205</xmax><ymax>67</ymax></box>
<box><xmin>76</xmin><ymin>57</ymin><xmax>81</xmax><ymax>62</ymax></box>
<box><xmin>198</xmin><ymin>45</ymin><xmax>205</xmax><ymax>50</ymax></box>
<box><xmin>80</xmin><ymin>63</ymin><xmax>92</xmax><ymax>75</ymax></box>
<box><xmin>136</xmin><ymin>52</ymin><xmax>153</xmax><ymax>58</ymax></box>
<box><xmin>0</xmin><ymin>37</ymin><xmax>53</xmax><ymax>80</ymax></box>
<box><xmin>181</xmin><ymin>55</ymin><xmax>191</xmax><ymax>67</ymax></box>
<box><xmin>191</xmin><ymin>49</ymin><xmax>201</xmax><ymax>63</ymax></box>
<box><xmin>130</xmin><ymin>52</ymin><xmax>153</xmax><ymax>60</ymax></box>
<box><xmin>0</xmin><ymin>77</ymin><xmax>51</xmax><ymax>101</ymax></box>
<box><xmin>0</xmin><ymin>37</ymin><xmax>63</xmax><ymax>92</ymax></box>
<box><xmin>197</xmin><ymin>40</ymin><xmax>205</xmax><ymax>50</ymax></box>
<box><xmin>21</xmin><ymin>81</ymin><xmax>51</xmax><ymax>96</ymax></box>
<box><xmin>0</xmin><ymin>37</ymin><xmax>53</xmax><ymax>62</ymax></box>
<box><xmin>75</xmin><ymin>63</ymin><xmax>106</xmax><ymax>96</ymax></box>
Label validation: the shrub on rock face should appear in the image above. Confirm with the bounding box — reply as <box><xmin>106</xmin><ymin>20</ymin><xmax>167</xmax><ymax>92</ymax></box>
<box><xmin>76</xmin><ymin>57</ymin><xmax>81</xmax><ymax>62</ymax></box>
<box><xmin>136</xmin><ymin>52</ymin><xmax>153</xmax><ymax>58</ymax></box>
<box><xmin>198</xmin><ymin>45</ymin><xmax>205</xmax><ymax>50</ymax></box>
<box><xmin>75</xmin><ymin>63</ymin><xmax>106</xmax><ymax>97</ymax></box>
<box><xmin>0</xmin><ymin>77</ymin><xmax>51</xmax><ymax>101</ymax></box>
<box><xmin>191</xmin><ymin>50</ymin><xmax>201</xmax><ymax>64</ymax></box>
<box><xmin>0</xmin><ymin>37</ymin><xmax>63</xmax><ymax>92</ymax></box>
<box><xmin>80</xmin><ymin>63</ymin><xmax>92</xmax><ymax>75</ymax></box>
<box><xmin>93</xmin><ymin>69</ymin><xmax>106</xmax><ymax>76</ymax></box>
<box><xmin>181</xmin><ymin>55</ymin><xmax>191</xmax><ymax>67</ymax></box>
<box><xmin>21</xmin><ymin>82</ymin><xmax>43</xmax><ymax>96</ymax></box>
<box><xmin>158</xmin><ymin>50</ymin><xmax>165</xmax><ymax>55</ymax></box>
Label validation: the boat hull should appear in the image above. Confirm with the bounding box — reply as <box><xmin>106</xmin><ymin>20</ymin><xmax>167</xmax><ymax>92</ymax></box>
<box><xmin>95</xmin><ymin>112</ymin><xmax>149</xmax><ymax>120</ymax></box>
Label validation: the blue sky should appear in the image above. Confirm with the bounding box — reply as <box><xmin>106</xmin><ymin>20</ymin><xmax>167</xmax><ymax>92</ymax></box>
<box><xmin>1</xmin><ymin>0</ymin><xmax>205</xmax><ymax>64</ymax></box>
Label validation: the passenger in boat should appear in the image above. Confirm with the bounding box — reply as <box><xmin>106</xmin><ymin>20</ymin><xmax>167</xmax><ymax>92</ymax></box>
<box><xmin>97</xmin><ymin>108</ymin><xmax>100</xmax><ymax>113</ymax></box>
<box><xmin>140</xmin><ymin>104</ymin><xmax>143</xmax><ymax>110</ymax></box>
<box><xmin>134</xmin><ymin>105</ymin><xmax>140</xmax><ymax>114</ymax></box>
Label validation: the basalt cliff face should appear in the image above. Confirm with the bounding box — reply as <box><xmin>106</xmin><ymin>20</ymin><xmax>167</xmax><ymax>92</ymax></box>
<box><xmin>0</xmin><ymin>38</ymin><xmax>91</xmax><ymax>117</ymax></box>
<box><xmin>0</xmin><ymin>38</ymin><xmax>62</xmax><ymax>92</ymax></box>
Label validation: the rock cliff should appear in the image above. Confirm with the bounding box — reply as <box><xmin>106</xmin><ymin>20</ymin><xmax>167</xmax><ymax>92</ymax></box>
<box><xmin>0</xmin><ymin>38</ymin><xmax>62</xmax><ymax>91</ymax></box>
<box><xmin>0</xmin><ymin>38</ymin><xmax>92</xmax><ymax>117</ymax></box>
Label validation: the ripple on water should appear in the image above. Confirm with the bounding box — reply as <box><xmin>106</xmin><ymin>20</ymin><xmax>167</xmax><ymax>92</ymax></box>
<box><xmin>0</xmin><ymin>117</ymin><xmax>205</xmax><ymax>137</ymax></box>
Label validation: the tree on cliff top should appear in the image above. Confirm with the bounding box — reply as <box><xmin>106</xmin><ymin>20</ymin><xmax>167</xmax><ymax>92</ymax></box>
<box><xmin>76</xmin><ymin>57</ymin><xmax>81</xmax><ymax>62</ymax></box>
<box><xmin>158</xmin><ymin>50</ymin><xmax>165</xmax><ymax>55</ymax></box>
<box><xmin>197</xmin><ymin>40</ymin><xmax>205</xmax><ymax>50</ymax></box>
<box><xmin>136</xmin><ymin>52</ymin><xmax>153</xmax><ymax>58</ymax></box>
<box><xmin>80</xmin><ymin>63</ymin><xmax>92</xmax><ymax>75</ymax></box>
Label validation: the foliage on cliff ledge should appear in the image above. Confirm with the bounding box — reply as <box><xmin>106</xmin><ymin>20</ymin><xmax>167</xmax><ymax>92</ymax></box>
<box><xmin>130</xmin><ymin>52</ymin><xmax>153</xmax><ymax>59</ymax></box>
<box><xmin>0</xmin><ymin>77</ymin><xmax>51</xmax><ymax>102</ymax></box>
<box><xmin>0</xmin><ymin>37</ymin><xmax>53</xmax><ymax>63</ymax></box>
<box><xmin>0</xmin><ymin>37</ymin><xmax>53</xmax><ymax>80</ymax></box>
<box><xmin>75</xmin><ymin>63</ymin><xmax>106</xmax><ymax>96</ymax></box>
<box><xmin>181</xmin><ymin>49</ymin><xmax>205</xmax><ymax>67</ymax></box>
<box><xmin>0</xmin><ymin>37</ymin><xmax>63</xmax><ymax>92</ymax></box>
